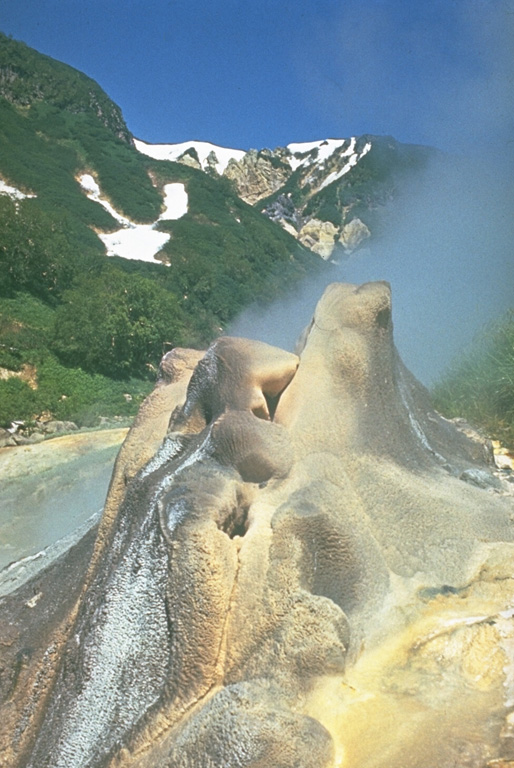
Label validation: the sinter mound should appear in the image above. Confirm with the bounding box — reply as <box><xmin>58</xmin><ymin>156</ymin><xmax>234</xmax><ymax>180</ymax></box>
<box><xmin>1</xmin><ymin>281</ymin><xmax>513</xmax><ymax>768</ymax></box>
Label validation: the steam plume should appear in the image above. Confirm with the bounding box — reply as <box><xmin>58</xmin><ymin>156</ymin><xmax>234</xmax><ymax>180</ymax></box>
<box><xmin>230</xmin><ymin>0</ymin><xmax>514</xmax><ymax>385</ymax></box>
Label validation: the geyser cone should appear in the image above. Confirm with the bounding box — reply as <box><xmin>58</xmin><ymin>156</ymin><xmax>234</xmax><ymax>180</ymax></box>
<box><xmin>1</xmin><ymin>282</ymin><xmax>513</xmax><ymax>768</ymax></box>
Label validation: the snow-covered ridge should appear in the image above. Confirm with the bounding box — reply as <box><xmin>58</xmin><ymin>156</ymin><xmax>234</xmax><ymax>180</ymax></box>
<box><xmin>318</xmin><ymin>140</ymin><xmax>372</xmax><ymax>190</ymax></box>
<box><xmin>130</xmin><ymin>136</ymin><xmax>378</xmax><ymax>261</ymax></box>
<box><xmin>285</xmin><ymin>137</ymin><xmax>373</xmax><ymax>181</ymax></box>
<box><xmin>134</xmin><ymin>138</ymin><xmax>246</xmax><ymax>175</ymax></box>
<box><xmin>286</xmin><ymin>138</ymin><xmax>352</xmax><ymax>171</ymax></box>
<box><xmin>79</xmin><ymin>174</ymin><xmax>188</xmax><ymax>264</ymax></box>
<box><xmin>134</xmin><ymin>136</ymin><xmax>375</xmax><ymax>186</ymax></box>
<box><xmin>134</xmin><ymin>137</ymin><xmax>372</xmax><ymax>177</ymax></box>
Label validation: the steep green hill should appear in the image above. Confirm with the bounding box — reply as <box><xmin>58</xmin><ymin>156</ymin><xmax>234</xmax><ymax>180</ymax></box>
<box><xmin>299</xmin><ymin>136</ymin><xmax>433</xmax><ymax>234</ymax></box>
<box><xmin>0</xmin><ymin>32</ymin><xmax>319</xmax><ymax>428</ymax></box>
<box><xmin>0</xmin><ymin>33</ymin><xmax>130</xmax><ymax>140</ymax></box>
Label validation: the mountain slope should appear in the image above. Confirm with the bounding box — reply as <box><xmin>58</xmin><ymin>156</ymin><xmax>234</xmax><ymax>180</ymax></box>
<box><xmin>0</xmin><ymin>33</ymin><xmax>318</xmax><ymax>427</ymax></box>
<box><xmin>0</xmin><ymin>32</ymin><xmax>130</xmax><ymax>142</ymax></box>
<box><xmin>0</xmin><ymin>32</ymin><xmax>314</xmax><ymax>282</ymax></box>
<box><xmin>136</xmin><ymin>135</ymin><xmax>435</xmax><ymax>259</ymax></box>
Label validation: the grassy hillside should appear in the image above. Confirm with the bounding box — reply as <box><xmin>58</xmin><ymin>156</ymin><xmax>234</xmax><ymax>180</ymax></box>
<box><xmin>431</xmin><ymin>311</ymin><xmax>514</xmax><ymax>448</ymax></box>
<box><xmin>0</xmin><ymin>33</ymin><xmax>319</xmax><ymax>428</ymax></box>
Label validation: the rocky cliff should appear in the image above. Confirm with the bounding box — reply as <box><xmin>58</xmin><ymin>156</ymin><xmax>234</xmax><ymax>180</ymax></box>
<box><xmin>1</xmin><ymin>282</ymin><xmax>513</xmax><ymax>768</ymax></box>
<box><xmin>223</xmin><ymin>148</ymin><xmax>292</xmax><ymax>205</ymax></box>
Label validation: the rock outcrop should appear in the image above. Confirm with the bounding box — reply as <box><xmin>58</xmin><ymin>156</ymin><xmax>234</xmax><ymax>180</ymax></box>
<box><xmin>224</xmin><ymin>149</ymin><xmax>291</xmax><ymax>206</ymax></box>
<box><xmin>223</xmin><ymin>139</ymin><xmax>378</xmax><ymax>258</ymax></box>
<box><xmin>338</xmin><ymin>217</ymin><xmax>371</xmax><ymax>253</ymax></box>
<box><xmin>298</xmin><ymin>218</ymin><xmax>339</xmax><ymax>260</ymax></box>
<box><xmin>1</xmin><ymin>282</ymin><xmax>513</xmax><ymax>768</ymax></box>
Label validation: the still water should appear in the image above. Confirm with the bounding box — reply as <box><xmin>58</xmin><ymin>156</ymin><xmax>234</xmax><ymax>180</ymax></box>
<box><xmin>0</xmin><ymin>429</ymin><xmax>127</xmax><ymax>591</ymax></box>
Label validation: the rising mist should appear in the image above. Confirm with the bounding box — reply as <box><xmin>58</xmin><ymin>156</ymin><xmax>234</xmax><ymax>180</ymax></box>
<box><xmin>229</xmin><ymin>0</ymin><xmax>514</xmax><ymax>386</ymax></box>
<box><xmin>229</xmin><ymin>151</ymin><xmax>513</xmax><ymax>386</ymax></box>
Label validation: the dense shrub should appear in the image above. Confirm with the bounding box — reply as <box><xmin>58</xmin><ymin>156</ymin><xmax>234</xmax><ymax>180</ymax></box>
<box><xmin>0</xmin><ymin>291</ymin><xmax>56</xmax><ymax>371</ymax></box>
<box><xmin>0</xmin><ymin>100</ymin><xmax>115</xmax><ymax>229</ymax></box>
<box><xmin>0</xmin><ymin>31</ymin><xmax>130</xmax><ymax>141</ymax></box>
<box><xmin>52</xmin><ymin>268</ymin><xmax>185</xmax><ymax>378</ymax></box>
<box><xmin>0</xmin><ymin>292</ymin><xmax>154</xmax><ymax>427</ymax></box>
<box><xmin>0</xmin><ymin>378</ymin><xmax>38</xmax><ymax>426</ymax></box>
<box><xmin>0</xmin><ymin>355</ymin><xmax>153</xmax><ymax>429</ymax></box>
<box><xmin>34</xmin><ymin>356</ymin><xmax>152</xmax><ymax>427</ymax></box>
<box><xmin>0</xmin><ymin>97</ymin><xmax>161</xmax><ymax>225</ymax></box>
<box><xmin>0</xmin><ymin>196</ymin><xmax>104</xmax><ymax>302</ymax></box>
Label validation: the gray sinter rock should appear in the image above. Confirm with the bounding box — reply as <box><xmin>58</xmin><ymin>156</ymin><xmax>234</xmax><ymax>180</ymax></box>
<box><xmin>1</xmin><ymin>282</ymin><xmax>513</xmax><ymax>768</ymax></box>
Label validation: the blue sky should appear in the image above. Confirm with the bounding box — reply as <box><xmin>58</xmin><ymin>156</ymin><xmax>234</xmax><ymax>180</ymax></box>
<box><xmin>1</xmin><ymin>0</ymin><xmax>513</xmax><ymax>152</ymax></box>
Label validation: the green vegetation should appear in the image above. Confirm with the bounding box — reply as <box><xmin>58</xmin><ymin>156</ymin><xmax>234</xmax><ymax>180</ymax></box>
<box><xmin>0</xmin><ymin>293</ymin><xmax>152</xmax><ymax>428</ymax></box>
<box><xmin>153</xmin><ymin>167</ymin><xmax>316</xmax><ymax>332</ymax></box>
<box><xmin>431</xmin><ymin>311</ymin><xmax>514</xmax><ymax>447</ymax></box>
<box><xmin>0</xmin><ymin>31</ymin><xmax>130</xmax><ymax>140</ymax></box>
<box><xmin>0</xmin><ymin>360</ymin><xmax>152</xmax><ymax>429</ymax></box>
<box><xmin>0</xmin><ymin>195</ymin><xmax>104</xmax><ymax>302</ymax></box>
<box><xmin>53</xmin><ymin>268</ymin><xmax>185</xmax><ymax>378</ymax></box>
<box><xmin>0</xmin><ymin>32</ymin><xmax>161</xmax><ymax>222</ymax></box>
<box><xmin>0</xmin><ymin>292</ymin><xmax>55</xmax><ymax>372</ymax></box>
<box><xmin>0</xmin><ymin>97</ymin><xmax>161</xmax><ymax>224</ymax></box>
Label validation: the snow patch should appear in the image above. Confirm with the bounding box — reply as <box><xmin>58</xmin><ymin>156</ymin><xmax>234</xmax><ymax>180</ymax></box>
<box><xmin>134</xmin><ymin>138</ymin><xmax>246</xmax><ymax>175</ymax></box>
<box><xmin>287</xmin><ymin>139</ymin><xmax>339</xmax><ymax>155</ymax></box>
<box><xmin>287</xmin><ymin>155</ymin><xmax>307</xmax><ymax>173</ymax></box>
<box><xmin>99</xmin><ymin>227</ymin><xmax>171</xmax><ymax>264</ymax></box>
<box><xmin>0</xmin><ymin>179</ymin><xmax>37</xmax><ymax>200</ymax></box>
<box><xmin>285</xmin><ymin>137</ymin><xmax>371</xmax><ymax>176</ymax></box>
<box><xmin>79</xmin><ymin>174</ymin><xmax>189</xmax><ymax>264</ymax></box>
<box><xmin>160</xmin><ymin>183</ymin><xmax>188</xmax><ymax>220</ymax></box>
<box><xmin>341</xmin><ymin>137</ymin><xmax>357</xmax><ymax>157</ymax></box>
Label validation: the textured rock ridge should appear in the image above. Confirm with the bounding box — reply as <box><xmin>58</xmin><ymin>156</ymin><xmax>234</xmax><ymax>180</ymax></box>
<box><xmin>1</xmin><ymin>283</ymin><xmax>513</xmax><ymax>768</ymax></box>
